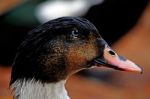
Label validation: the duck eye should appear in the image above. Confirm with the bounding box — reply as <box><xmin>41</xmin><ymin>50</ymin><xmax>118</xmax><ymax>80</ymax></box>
<box><xmin>71</xmin><ymin>29</ymin><xmax>79</xmax><ymax>39</ymax></box>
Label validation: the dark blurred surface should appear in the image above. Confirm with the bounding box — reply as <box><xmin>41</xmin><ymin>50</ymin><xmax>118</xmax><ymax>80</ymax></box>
<box><xmin>0</xmin><ymin>18</ymin><xmax>33</xmax><ymax>66</ymax></box>
<box><xmin>84</xmin><ymin>0</ymin><xmax>148</xmax><ymax>44</ymax></box>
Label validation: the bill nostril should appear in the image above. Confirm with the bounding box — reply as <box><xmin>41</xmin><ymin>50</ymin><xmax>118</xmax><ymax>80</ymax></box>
<box><xmin>108</xmin><ymin>50</ymin><xmax>116</xmax><ymax>56</ymax></box>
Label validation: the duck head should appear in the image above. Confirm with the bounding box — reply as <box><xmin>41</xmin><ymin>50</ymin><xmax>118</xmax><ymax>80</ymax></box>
<box><xmin>10</xmin><ymin>17</ymin><xmax>142</xmax><ymax>84</ymax></box>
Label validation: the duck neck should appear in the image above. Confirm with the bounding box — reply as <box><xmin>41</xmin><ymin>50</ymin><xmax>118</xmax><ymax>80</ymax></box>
<box><xmin>11</xmin><ymin>79</ymin><xmax>70</xmax><ymax>99</ymax></box>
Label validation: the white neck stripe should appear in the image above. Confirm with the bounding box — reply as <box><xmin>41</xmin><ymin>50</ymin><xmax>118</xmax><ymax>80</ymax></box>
<box><xmin>11</xmin><ymin>79</ymin><xmax>70</xmax><ymax>99</ymax></box>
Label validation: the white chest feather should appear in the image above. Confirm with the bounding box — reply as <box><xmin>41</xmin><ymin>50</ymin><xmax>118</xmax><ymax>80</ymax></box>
<box><xmin>11</xmin><ymin>79</ymin><xmax>70</xmax><ymax>99</ymax></box>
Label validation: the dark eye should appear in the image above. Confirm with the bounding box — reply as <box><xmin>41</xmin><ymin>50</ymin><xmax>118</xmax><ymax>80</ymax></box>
<box><xmin>71</xmin><ymin>29</ymin><xmax>79</xmax><ymax>39</ymax></box>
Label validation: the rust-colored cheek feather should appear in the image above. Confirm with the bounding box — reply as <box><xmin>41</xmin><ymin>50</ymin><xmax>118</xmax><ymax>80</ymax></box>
<box><xmin>66</xmin><ymin>41</ymin><xmax>98</xmax><ymax>74</ymax></box>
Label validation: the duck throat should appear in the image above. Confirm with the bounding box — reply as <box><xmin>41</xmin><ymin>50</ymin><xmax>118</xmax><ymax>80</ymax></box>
<box><xmin>11</xmin><ymin>79</ymin><xmax>70</xmax><ymax>99</ymax></box>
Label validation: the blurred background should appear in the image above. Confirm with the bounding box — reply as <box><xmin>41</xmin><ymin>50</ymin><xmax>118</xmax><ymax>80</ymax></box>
<box><xmin>0</xmin><ymin>0</ymin><xmax>150</xmax><ymax>99</ymax></box>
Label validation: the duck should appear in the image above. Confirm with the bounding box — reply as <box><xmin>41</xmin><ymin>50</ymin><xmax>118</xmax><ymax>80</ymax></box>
<box><xmin>10</xmin><ymin>17</ymin><xmax>142</xmax><ymax>99</ymax></box>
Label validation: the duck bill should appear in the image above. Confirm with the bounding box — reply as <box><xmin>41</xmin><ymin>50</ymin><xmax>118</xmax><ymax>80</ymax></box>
<box><xmin>94</xmin><ymin>40</ymin><xmax>142</xmax><ymax>73</ymax></box>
